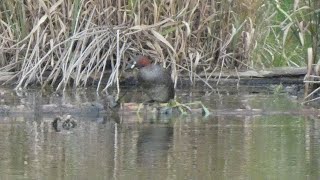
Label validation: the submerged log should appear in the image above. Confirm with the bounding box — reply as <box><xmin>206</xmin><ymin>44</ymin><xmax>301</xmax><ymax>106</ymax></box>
<box><xmin>0</xmin><ymin>102</ymin><xmax>320</xmax><ymax>118</ymax></box>
<box><xmin>179</xmin><ymin>67</ymin><xmax>307</xmax><ymax>87</ymax></box>
<box><xmin>0</xmin><ymin>103</ymin><xmax>105</xmax><ymax>116</ymax></box>
<box><xmin>201</xmin><ymin>67</ymin><xmax>307</xmax><ymax>78</ymax></box>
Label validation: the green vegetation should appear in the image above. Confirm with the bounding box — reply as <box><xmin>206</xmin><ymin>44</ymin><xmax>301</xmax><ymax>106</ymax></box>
<box><xmin>0</xmin><ymin>0</ymin><xmax>318</xmax><ymax>90</ymax></box>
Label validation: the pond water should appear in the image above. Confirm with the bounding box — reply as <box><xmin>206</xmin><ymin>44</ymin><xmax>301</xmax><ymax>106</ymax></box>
<box><xmin>0</xmin><ymin>86</ymin><xmax>319</xmax><ymax>179</ymax></box>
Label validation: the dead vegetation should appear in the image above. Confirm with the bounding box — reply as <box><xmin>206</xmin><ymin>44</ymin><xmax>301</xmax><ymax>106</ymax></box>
<box><xmin>0</xmin><ymin>0</ymin><xmax>317</xmax><ymax>92</ymax></box>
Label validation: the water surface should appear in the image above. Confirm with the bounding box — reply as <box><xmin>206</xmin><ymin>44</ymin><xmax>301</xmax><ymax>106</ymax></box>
<box><xmin>0</xmin><ymin>86</ymin><xmax>319</xmax><ymax>179</ymax></box>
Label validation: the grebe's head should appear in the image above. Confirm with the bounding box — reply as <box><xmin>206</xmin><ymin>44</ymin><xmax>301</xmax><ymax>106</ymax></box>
<box><xmin>128</xmin><ymin>56</ymin><xmax>152</xmax><ymax>69</ymax></box>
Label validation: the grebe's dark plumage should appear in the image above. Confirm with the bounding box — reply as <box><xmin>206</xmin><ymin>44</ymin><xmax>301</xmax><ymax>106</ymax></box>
<box><xmin>128</xmin><ymin>56</ymin><xmax>174</xmax><ymax>103</ymax></box>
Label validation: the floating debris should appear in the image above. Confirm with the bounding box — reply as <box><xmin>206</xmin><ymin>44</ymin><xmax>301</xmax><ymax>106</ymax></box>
<box><xmin>52</xmin><ymin>115</ymin><xmax>77</xmax><ymax>132</ymax></box>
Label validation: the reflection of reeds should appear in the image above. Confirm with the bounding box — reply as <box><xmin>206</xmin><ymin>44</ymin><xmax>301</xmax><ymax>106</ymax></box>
<box><xmin>0</xmin><ymin>0</ymin><xmax>314</xmax><ymax>90</ymax></box>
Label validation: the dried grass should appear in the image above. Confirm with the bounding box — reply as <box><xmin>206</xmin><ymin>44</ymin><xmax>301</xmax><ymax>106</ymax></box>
<box><xmin>0</xmin><ymin>0</ymin><xmax>315</xmax><ymax>92</ymax></box>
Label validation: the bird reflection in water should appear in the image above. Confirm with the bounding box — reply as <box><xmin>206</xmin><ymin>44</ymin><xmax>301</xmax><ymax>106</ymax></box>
<box><xmin>136</xmin><ymin>124</ymin><xmax>173</xmax><ymax>168</ymax></box>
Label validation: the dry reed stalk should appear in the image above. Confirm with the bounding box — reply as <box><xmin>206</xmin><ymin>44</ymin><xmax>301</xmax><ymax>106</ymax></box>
<box><xmin>0</xmin><ymin>0</ymin><xmax>313</xmax><ymax>91</ymax></box>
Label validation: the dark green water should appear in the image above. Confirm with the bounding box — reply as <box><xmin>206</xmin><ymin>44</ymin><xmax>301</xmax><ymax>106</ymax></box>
<box><xmin>0</xmin><ymin>86</ymin><xmax>319</xmax><ymax>180</ymax></box>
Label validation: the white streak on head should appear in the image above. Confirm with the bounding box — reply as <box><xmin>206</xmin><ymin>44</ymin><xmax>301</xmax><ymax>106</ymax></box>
<box><xmin>130</xmin><ymin>61</ymin><xmax>136</xmax><ymax>69</ymax></box>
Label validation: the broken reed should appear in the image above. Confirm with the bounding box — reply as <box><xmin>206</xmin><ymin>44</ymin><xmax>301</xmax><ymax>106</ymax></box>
<box><xmin>0</xmin><ymin>0</ymin><xmax>314</xmax><ymax>90</ymax></box>
<box><xmin>302</xmin><ymin>0</ymin><xmax>320</xmax><ymax>103</ymax></box>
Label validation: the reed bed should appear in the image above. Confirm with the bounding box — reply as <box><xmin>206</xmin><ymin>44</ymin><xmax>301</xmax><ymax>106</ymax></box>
<box><xmin>0</xmin><ymin>0</ymin><xmax>316</xmax><ymax>91</ymax></box>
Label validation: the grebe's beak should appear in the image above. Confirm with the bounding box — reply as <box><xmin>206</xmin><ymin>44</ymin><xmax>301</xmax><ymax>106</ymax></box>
<box><xmin>125</xmin><ymin>60</ymin><xmax>136</xmax><ymax>70</ymax></box>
